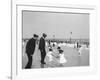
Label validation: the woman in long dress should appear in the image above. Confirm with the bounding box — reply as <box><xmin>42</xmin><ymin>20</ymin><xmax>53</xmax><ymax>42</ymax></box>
<box><xmin>46</xmin><ymin>48</ymin><xmax>57</xmax><ymax>67</ymax></box>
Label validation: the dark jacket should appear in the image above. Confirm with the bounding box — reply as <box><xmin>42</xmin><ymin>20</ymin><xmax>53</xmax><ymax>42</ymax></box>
<box><xmin>39</xmin><ymin>37</ymin><xmax>45</xmax><ymax>50</ymax></box>
<box><xmin>26</xmin><ymin>38</ymin><xmax>36</xmax><ymax>55</ymax></box>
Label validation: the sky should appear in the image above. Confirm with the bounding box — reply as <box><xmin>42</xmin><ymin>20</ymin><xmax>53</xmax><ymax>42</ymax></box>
<box><xmin>22</xmin><ymin>11</ymin><xmax>89</xmax><ymax>39</ymax></box>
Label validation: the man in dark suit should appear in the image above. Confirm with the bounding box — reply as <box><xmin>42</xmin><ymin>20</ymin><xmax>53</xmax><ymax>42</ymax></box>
<box><xmin>39</xmin><ymin>33</ymin><xmax>47</xmax><ymax>64</ymax></box>
<box><xmin>25</xmin><ymin>34</ymin><xmax>38</xmax><ymax>69</ymax></box>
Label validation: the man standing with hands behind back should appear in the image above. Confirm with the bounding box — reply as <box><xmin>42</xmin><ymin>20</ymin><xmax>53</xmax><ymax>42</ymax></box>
<box><xmin>39</xmin><ymin>33</ymin><xmax>47</xmax><ymax>64</ymax></box>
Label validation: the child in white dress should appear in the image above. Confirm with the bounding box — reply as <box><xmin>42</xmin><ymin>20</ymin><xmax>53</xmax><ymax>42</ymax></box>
<box><xmin>47</xmin><ymin>48</ymin><xmax>54</xmax><ymax>62</ymax></box>
<box><xmin>57</xmin><ymin>47</ymin><xmax>67</xmax><ymax>67</ymax></box>
<box><xmin>78</xmin><ymin>46</ymin><xmax>84</xmax><ymax>56</ymax></box>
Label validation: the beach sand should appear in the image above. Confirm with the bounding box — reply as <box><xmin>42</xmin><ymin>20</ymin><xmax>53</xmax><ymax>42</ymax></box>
<box><xmin>22</xmin><ymin>44</ymin><xmax>89</xmax><ymax>69</ymax></box>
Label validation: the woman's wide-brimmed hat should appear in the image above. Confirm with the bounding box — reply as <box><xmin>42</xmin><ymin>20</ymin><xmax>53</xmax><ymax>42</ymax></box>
<box><xmin>59</xmin><ymin>49</ymin><xmax>63</xmax><ymax>53</ymax></box>
<box><xmin>57</xmin><ymin>46</ymin><xmax>61</xmax><ymax>49</ymax></box>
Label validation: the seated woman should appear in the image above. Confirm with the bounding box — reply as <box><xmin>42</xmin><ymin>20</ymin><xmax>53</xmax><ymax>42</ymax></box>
<box><xmin>46</xmin><ymin>48</ymin><xmax>59</xmax><ymax>67</ymax></box>
<box><xmin>47</xmin><ymin>48</ymin><xmax>54</xmax><ymax>62</ymax></box>
<box><xmin>46</xmin><ymin>48</ymin><xmax>57</xmax><ymax>67</ymax></box>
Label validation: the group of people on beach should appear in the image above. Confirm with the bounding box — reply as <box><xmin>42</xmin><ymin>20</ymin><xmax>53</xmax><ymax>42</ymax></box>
<box><xmin>46</xmin><ymin>46</ymin><xmax>67</xmax><ymax>67</ymax></box>
<box><xmin>25</xmin><ymin>33</ymin><xmax>67</xmax><ymax>69</ymax></box>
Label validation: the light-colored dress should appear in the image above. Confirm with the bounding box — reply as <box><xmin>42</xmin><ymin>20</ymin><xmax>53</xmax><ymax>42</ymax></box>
<box><xmin>47</xmin><ymin>51</ymin><xmax>53</xmax><ymax>62</ymax></box>
<box><xmin>78</xmin><ymin>47</ymin><xmax>84</xmax><ymax>55</ymax></box>
<box><xmin>59</xmin><ymin>53</ymin><xmax>67</xmax><ymax>64</ymax></box>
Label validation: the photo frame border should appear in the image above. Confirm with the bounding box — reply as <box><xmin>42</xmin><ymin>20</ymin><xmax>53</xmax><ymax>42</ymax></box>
<box><xmin>11</xmin><ymin>1</ymin><xmax>97</xmax><ymax>80</ymax></box>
